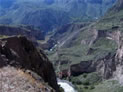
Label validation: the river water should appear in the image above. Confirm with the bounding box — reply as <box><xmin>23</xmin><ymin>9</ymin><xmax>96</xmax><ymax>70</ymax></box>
<box><xmin>58</xmin><ymin>79</ymin><xmax>77</xmax><ymax>92</ymax></box>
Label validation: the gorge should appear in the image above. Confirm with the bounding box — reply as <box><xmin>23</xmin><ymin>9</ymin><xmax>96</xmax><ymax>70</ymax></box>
<box><xmin>1</xmin><ymin>0</ymin><xmax>123</xmax><ymax>92</ymax></box>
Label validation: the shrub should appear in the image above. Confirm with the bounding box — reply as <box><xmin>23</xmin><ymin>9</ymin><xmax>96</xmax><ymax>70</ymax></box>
<box><xmin>90</xmin><ymin>85</ymin><xmax>95</xmax><ymax>89</ymax></box>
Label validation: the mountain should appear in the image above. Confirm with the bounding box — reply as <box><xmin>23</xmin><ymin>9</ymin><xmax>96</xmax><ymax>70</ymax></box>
<box><xmin>0</xmin><ymin>0</ymin><xmax>123</xmax><ymax>92</ymax></box>
<box><xmin>95</xmin><ymin>0</ymin><xmax>123</xmax><ymax>30</ymax></box>
<box><xmin>48</xmin><ymin>0</ymin><xmax>123</xmax><ymax>70</ymax></box>
<box><xmin>0</xmin><ymin>0</ymin><xmax>116</xmax><ymax>32</ymax></box>
<box><xmin>46</xmin><ymin>0</ymin><xmax>123</xmax><ymax>91</ymax></box>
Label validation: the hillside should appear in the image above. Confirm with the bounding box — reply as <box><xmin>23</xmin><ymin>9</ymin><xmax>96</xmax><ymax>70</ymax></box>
<box><xmin>0</xmin><ymin>25</ymin><xmax>45</xmax><ymax>40</ymax></box>
<box><xmin>46</xmin><ymin>0</ymin><xmax>123</xmax><ymax>91</ymax></box>
<box><xmin>0</xmin><ymin>0</ymin><xmax>123</xmax><ymax>92</ymax></box>
<box><xmin>0</xmin><ymin>0</ymin><xmax>116</xmax><ymax>32</ymax></box>
<box><xmin>48</xmin><ymin>0</ymin><xmax>123</xmax><ymax>71</ymax></box>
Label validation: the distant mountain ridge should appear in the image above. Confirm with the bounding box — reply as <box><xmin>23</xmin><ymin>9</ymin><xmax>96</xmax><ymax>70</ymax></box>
<box><xmin>109</xmin><ymin>0</ymin><xmax>123</xmax><ymax>11</ymax></box>
<box><xmin>0</xmin><ymin>0</ymin><xmax>116</xmax><ymax>32</ymax></box>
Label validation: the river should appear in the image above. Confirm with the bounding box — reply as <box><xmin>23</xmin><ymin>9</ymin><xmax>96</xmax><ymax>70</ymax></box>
<box><xmin>58</xmin><ymin>79</ymin><xmax>77</xmax><ymax>92</ymax></box>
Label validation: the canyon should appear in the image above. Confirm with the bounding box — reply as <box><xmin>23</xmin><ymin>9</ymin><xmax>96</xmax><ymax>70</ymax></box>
<box><xmin>0</xmin><ymin>0</ymin><xmax>123</xmax><ymax>92</ymax></box>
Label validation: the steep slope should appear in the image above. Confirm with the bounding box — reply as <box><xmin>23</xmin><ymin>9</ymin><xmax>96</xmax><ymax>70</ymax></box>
<box><xmin>111</xmin><ymin>0</ymin><xmax>123</xmax><ymax>11</ymax></box>
<box><xmin>41</xmin><ymin>23</ymin><xmax>89</xmax><ymax>50</ymax></box>
<box><xmin>0</xmin><ymin>0</ymin><xmax>116</xmax><ymax>32</ymax></box>
<box><xmin>96</xmin><ymin>0</ymin><xmax>123</xmax><ymax>30</ymax></box>
<box><xmin>48</xmin><ymin>0</ymin><xmax>122</xmax><ymax>72</ymax></box>
<box><xmin>47</xmin><ymin>0</ymin><xmax>123</xmax><ymax>91</ymax></box>
<box><xmin>50</xmin><ymin>23</ymin><xmax>89</xmax><ymax>48</ymax></box>
<box><xmin>48</xmin><ymin>23</ymin><xmax>117</xmax><ymax>70</ymax></box>
<box><xmin>0</xmin><ymin>36</ymin><xmax>60</xmax><ymax>92</ymax></box>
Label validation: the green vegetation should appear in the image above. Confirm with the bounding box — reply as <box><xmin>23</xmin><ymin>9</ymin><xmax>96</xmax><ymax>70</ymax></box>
<box><xmin>90</xmin><ymin>80</ymin><xmax>123</xmax><ymax>92</ymax></box>
<box><xmin>96</xmin><ymin>8</ymin><xmax>123</xmax><ymax>30</ymax></box>
<box><xmin>0</xmin><ymin>0</ymin><xmax>116</xmax><ymax>32</ymax></box>
<box><xmin>48</xmin><ymin>28</ymin><xmax>117</xmax><ymax>70</ymax></box>
<box><xmin>70</xmin><ymin>72</ymin><xmax>102</xmax><ymax>92</ymax></box>
<box><xmin>69</xmin><ymin>73</ymin><xmax>123</xmax><ymax>92</ymax></box>
<box><xmin>59</xmin><ymin>87</ymin><xmax>64</xmax><ymax>92</ymax></box>
<box><xmin>47</xmin><ymin>1</ymin><xmax>123</xmax><ymax>92</ymax></box>
<box><xmin>0</xmin><ymin>1</ymin><xmax>122</xmax><ymax>92</ymax></box>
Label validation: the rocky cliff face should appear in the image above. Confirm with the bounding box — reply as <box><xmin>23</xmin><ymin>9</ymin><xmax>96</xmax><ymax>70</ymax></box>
<box><xmin>55</xmin><ymin>29</ymin><xmax>122</xmax><ymax>82</ymax></box>
<box><xmin>66</xmin><ymin>31</ymin><xmax>123</xmax><ymax>82</ymax></box>
<box><xmin>94</xmin><ymin>32</ymin><xmax>123</xmax><ymax>81</ymax></box>
<box><xmin>0</xmin><ymin>36</ymin><xmax>59</xmax><ymax>92</ymax></box>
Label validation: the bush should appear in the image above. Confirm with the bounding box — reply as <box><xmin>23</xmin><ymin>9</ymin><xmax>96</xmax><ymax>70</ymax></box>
<box><xmin>82</xmin><ymin>81</ymin><xmax>90</xmax><ymax>85</ymax></box>
<box><xmin>59</xmin><ymin>87</ymin><xmax>64</xmax><ymax>92</ymax></box>
<box><xmin>84</xmin><ymin>86</ymin><xmax>89</xmax><ymax>89</ymax></box>
<box><xmin>90</xmin><ymin>85</ymin><xmax>95</xmax><ymax>89</ymax></box>
<box><xmin>83</xmin><ymin>73</ymin><xmax>87</xmax><ymax>78</ymax></box>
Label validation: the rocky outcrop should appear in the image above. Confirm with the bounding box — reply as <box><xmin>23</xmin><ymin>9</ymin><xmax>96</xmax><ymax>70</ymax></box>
<box><xmin>0</xmin><ymin>66</ymin><xmax>55</xmax><ymax>92</ymax></box>
<box><xmin>59</xmin><ymin>69</ymin><xmax>70</xmax><ymax>79</ymax></box>
<box><xmin>61</xmin><ymin>52</ymin><xmax>116</xmax><ymax>79</ymax></box>
<box><xmin>0</xmin><ymin>36</ymin><xmax>59</xmax><ymax>92</ymax></box>
<box><xmin>95</xmin><ymin>52</ymin><xmax>116</xmax><ymax>79</ymax></box>
<box><xmin>70</xmin><ymin>60</ymin><xmax>95</xmax><ymax>76</ymax></box>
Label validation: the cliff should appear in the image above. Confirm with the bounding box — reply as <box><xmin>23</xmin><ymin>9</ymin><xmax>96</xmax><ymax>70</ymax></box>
<box><xmin>0</xmin><ymin>36</ymin><xmax>59</xmax><ymax>92</ymax></box>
